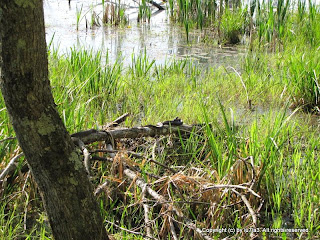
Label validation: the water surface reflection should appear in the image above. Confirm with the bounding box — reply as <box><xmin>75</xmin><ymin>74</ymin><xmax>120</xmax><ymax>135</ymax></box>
<box><xmin>44</xmin><ymin>0</ymin><xmax>245</xmax><ymax>67</ymax></box>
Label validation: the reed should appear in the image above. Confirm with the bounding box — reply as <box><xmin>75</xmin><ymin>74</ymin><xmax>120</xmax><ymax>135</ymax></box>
<box><xmin>76</xmin><ymin>4</ymin><xmax>83</xmax><ymax>31</ymax></box>
<box><xmin>138</xmin><ymin>0</ymin><xmax>151</xmax><ymax>23</ymax></box>
<box><xmin>102</xmin><ymin>0</ymin><xmax>128</xmax><ymax>26</ymax></box>
<box><xmin>285</xmin><ymin>50</ymin><xmax>320</xmax><ymax>112</ymax></box>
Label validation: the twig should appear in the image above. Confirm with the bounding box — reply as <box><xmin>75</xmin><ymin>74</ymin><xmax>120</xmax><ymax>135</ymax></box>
<box><xmin>166</xmin><ymin>188</ymin><xmax>178</xmax><ymax>240</ymax></box>
<box><xmin>232</xmin><ymin>189</ymin><xmax>257</xmax><ymax>239</ymax></box>
<box><xmin>148</xmin><ymin>158</ymin><xmax>177</xmax><ymax>174</ymax></box>
<box><xmin>148</xmin><ymin>0</ymin><xmax>165</xmax><ymax>10</ymax></box>
<box><xmin>125</xmin><ymin>168</ymin><xmax>181</xmax><ymax>213</ymax></box>
<box><xmin>91</xmin><ymin>149</ymin><xmax>143</xmax><ymax>159</ymax></box>
<box><xmin>238</xmin><ymin>156</ymin><xmax>256</xmax><ymax>189</ymax></box>
<box><xmin>0</xmin><ymin>153</ymin><xmax>24</xmax><ymax>181</ymax></box>
<box><xmin>92</xmin><ymin>138</ymin><xmax>176</xmax><ymax>176</ymax></box>
<box><xmin>22</xmin><ymin>171</ymin><xmax>31</xmax><ymax>231</ymax></box>
<box><xmin>142</xmin><ymin>185</ymin><xmax>152</xmax><ymax>239</ymax></box>
<box><xmin>169</xmin><ymin>214</ymin><xmax>178</xmax><ymax>240</ymax></box>
<box><xmin>72</xmin><ymin>138</ymin><xmax>91</xmax><ymax>175</ymax></box>
<box><xmin>91</xmin><ymin>155</ymin><xmax>113</xmax><ymax>162</ymax></box>
<box><xmin>102</xmin><ymin>113</ymin><xmax>129</xmax><ymax>129</ymax></box>
<box><xmin>124</xmin><ymin>168</ymin><xmax>213</xmax><ymax>240</ymax></box>
<box><xmin>94</xmin><ymin>179</ymin><xmax>110</xmax><ymax>196</ymax></box>
<box><xmin>202</xmin><ymin>184</ymin><xmax>261</xmax><ymax>198</ymax></box>
<box><xmin>234</xmin><ymin>189</ymin><xmax>257</xmax><ymax>225</ymax></box>
<box><xmin>0</xmin><ymin>136</ymin><xmax>16</xmax><ymax>143</ymax></box>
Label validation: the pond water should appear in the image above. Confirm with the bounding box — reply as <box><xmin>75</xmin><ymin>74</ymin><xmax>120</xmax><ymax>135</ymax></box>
<box><xmin>43</xmin><ymin>0</ymin><xmax>320</xmax><ymax>127</ymax></box>
<box><xmin>44</xmin><ymin>0</ymin><xmax>246</xmax><ymax>67</ymax></box>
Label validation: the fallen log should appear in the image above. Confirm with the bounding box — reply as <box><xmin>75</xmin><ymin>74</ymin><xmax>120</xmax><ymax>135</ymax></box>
<box><xmin>71</xmin><ymin>122</ymin><xmax>205</xmax><ymax>145</ymax></box>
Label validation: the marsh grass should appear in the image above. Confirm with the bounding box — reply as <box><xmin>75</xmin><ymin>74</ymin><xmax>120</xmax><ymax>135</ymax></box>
<box><xmin>137</xmin><ymin>0</ymin><xmax>151</xmax><ymax>23</ymax></box>
<box><xmin>1</xmin><ymin>46</ymin><xmax>319</xmax><ymax>239</ymax></box>
<box><xmin>101</xmin><ymin>0</ymin><xmax>128</xmax><ymax>26</ymax></box>
<box><xmin>284</xmin><ymin>49</ymin><xmax>320</xmax><ymax>112</ymax></box>
<box><xmin>219</xmin><ymin>7</ymin><xmax>248</xmax><ymax>44</ymax></box>
<box><xmin>76</xmin><ymin>4</ymin><xmax>83</xmax><ymax>31</ymax></box>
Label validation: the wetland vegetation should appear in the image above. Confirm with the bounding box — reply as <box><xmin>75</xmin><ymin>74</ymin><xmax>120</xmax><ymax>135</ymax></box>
<box><xmin>0</xmin><ymin>0</ymin><xmax>319</xmax><ymax>239</ymax></box>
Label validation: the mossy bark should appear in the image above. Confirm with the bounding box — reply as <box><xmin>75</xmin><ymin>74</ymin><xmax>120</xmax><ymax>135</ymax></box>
<box><xmin>0</xmin><ymin>1</ymin><xmax>109</xmax><ymax>239</ymax></box>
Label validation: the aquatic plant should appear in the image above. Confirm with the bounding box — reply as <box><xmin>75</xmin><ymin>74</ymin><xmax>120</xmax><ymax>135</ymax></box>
<box><xmin>285</xmin><ymin>50</ymin><xmax>320</xmax><ymax>112</ymax></box>
<box><xmin>130</xmin><ymin>49</ymin><xmax>155</xmax><ymax>78</ymax></box>
<box><xmin>219</xmin><ymin>8</ymin><xmax>248</xmax><ymax>44</ymax></box>
<box><xmin>297</xmin><ymin>0</ymin><xmax>306</xmax><ymax>22</ymax></box>
<box><xmin>102</xmin><ymin>0</ymin><xmax>128</xmax><ymax>26</ymax></box>
<box><xmin>76</xmin><ymin>4</ymin><xmax>83</xmax><ymax>31</ymax></box>
<box><xmin>138</xmin><ymin>0</ymin><xmax>151</xmax><ymax>23</ymax></box>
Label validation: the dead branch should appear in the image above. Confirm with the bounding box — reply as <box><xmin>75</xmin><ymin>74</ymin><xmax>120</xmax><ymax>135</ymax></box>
<box><xmin>169</xmin><ymin>217</ymin><xmax>178</xmax><ymax>240</ymax></box>
<box><xmin>142</xmin><ymin>185</ymin><xmax>153</xmax><ymax>239</ymax></box>
<box><xmin>202</xmin><ymin>184</ymin><xmax>261</xmax><ymax>198</ymax></box>
<box><xmin>0</xmin><ymin>153</ymin><xmax>24</xmax><ymax>181</ymax></box>
<box><xmin>72</xmin><ymin>138</ymin><xmax>91</xmax><ymax>175</ymax></box>
<box><xmin>102</xmin><ymin>113</ymin><xmax>129</xmax><ymax>129</ymax></box>
<box><xmin>71</xmin><ymin>123</ymin><xmax>204</xmax><ymax>145</ymax></box>
<box><xmin>232</xmin><ymin>189</ymin><xmax>257</xmax><ymax>226</ymax></box>
<box><xmin>91</xmin><ymin>149</ymin><xmax>143</xmax><ymax>159</ymax></box>
<box><xmin>94</xmin><ymin>179</ymin><xmax>109</xmax><ymax>196</ymax></box>
<box><xmin>148</xmin><ymin>0</ymin><xmax>165</xmax><ymax>10</ymax></box>
<box><xmin>124</xmin><ymin>168</ymin><xmax>213</xmax><ymax>240</ymax></box>
<box><xmin>0</xmin><ymin>136</ymin><xmax>16</xmax><ymax>143</ymax></box>
<box><xmin>232</xmin><ymin>189</ymin><xmax>258</xmax><ymax>239</ymax></box>
<box><xmin>239</xmin><ymin>156</ymin><xmax>256</xmax><ymax>189</ymax></box>
<box><xmin>131</xmin><ymin>0</ymin><xmax>165</xmax><ymax>10</ymax></box>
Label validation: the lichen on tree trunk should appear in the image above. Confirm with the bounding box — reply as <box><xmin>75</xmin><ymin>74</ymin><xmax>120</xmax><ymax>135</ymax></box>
<box><xmin>0</xmin><ymin>1</ymin><xmax>109</xmax><ymax>239</ymax></box>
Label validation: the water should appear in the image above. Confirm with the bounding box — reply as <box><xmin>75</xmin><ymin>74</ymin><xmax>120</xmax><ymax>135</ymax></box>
<box><xmin>44</xmin><ymin>0</ymin><xmax>245</xmax><ymax>67</ymax></box>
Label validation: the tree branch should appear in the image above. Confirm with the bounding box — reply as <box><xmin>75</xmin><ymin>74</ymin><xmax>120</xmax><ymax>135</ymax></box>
<box><xmin>0</xmin><ymin>153</ymin><xmax>24</xmax><ymax>181</ymax></box>
<box><xmin>71</xmin><ymin>123</ymin><xmax>204</xmax><ymax>145</ymax></box>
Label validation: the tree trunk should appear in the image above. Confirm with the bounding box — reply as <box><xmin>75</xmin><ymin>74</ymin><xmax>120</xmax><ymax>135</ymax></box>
<box><xmin>0</xmin><ymin>1</ymin><xmax>109</xmax><ymax>240</ymax></box>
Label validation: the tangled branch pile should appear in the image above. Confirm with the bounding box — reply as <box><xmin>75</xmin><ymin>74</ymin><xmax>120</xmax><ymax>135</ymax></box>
<box><xmin>0</xmin><ymin>114</ymin><xmax>264</xmax><ymax>239</ymax></box>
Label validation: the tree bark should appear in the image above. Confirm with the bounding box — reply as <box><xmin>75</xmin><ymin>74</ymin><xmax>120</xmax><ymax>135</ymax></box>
<box><xmin>0</xmin><ymin>1</ymin><xmax>109</xmax><ymax>240</ymax></box>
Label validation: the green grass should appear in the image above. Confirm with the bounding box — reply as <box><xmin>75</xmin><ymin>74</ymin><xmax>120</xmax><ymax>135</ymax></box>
<box><xmin>1</xmin><ymin>45</ymin><xmax>319</xmax><ymax>239</ymax></box>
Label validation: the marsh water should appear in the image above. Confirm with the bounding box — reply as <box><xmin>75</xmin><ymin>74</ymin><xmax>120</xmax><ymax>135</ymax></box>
<box><xmin>44</xmin><ymin>0</ymin><xmax>246</xmax><ymax>68</ymax></box>
<box><xmin>43</xmin><ymin>0</ymin><xmax>320</xmax><ymax>127</ymax></box>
